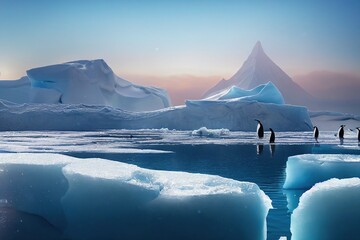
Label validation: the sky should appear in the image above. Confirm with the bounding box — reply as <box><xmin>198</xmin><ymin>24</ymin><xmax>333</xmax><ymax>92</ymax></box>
<box><xmin>1</xmin><ymin>0</ymin><xmax>360</xmax><ymax>105</ymax></box>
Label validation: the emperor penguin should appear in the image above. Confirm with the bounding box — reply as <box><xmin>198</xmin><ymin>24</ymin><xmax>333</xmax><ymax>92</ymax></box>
<box><xmin>356</xmin><ymin>127</ymin><xmax>360</xmax><ymax>142</ymax></box>
<box><xmin>269</xmin><ymin>128</ymin><xmax>275</xmax><ymax>143</ymax></box>
<box><xmin>313</xmin><ymin>126</ymin><xmax>319</xmax><ymax>142</ymax></box>
<box><xmin>255</xmin><ymin>119</ymin><xmax>264</xmax><ymax>139</ymax></box>
<box><xmin>337</xmin><ymin>125</ymin><xmax>345</xmax><ymax>139</ymax></box>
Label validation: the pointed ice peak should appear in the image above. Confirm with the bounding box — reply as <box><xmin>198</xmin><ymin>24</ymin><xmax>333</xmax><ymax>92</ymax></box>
<box><xmin>249</xmin><ymin>41</ymin><xmax>265</xmax><ymax>58</ymax></box>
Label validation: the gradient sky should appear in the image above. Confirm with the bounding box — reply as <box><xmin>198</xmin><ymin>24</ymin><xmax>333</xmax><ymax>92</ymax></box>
<box><xmin>1</xmin><ymin>0</ymin><xmax>360</xmax><ymax>104</ymax></box>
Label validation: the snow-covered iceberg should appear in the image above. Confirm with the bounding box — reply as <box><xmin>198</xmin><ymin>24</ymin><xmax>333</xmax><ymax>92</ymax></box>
<box><xmin>0</xmin><ymin>98</ymin><xmax>312</xmax><ymax>131</ymax></box>
<box><xmin>0</xmin><ymin>153</ymin><xmax>272</xmax><ymax>240</ymax></box>
<box><xmin>291</xmin><ymin>178</ymin><xmax>360</xmax><ymax>239</ymax></box>
<box><xmin>283</xmin><ymin>154</ymin><xmax>360</xmax><ymax>189</ymax></box>
<box><xmin>0</xmin><ymin>59</ymin><xmax>170</xmax><ymax>112</ymax></box>
<box><xmin>203</xmin><ymin>82</ymin><xmax>285</xmax><ymax>105</ymax></box>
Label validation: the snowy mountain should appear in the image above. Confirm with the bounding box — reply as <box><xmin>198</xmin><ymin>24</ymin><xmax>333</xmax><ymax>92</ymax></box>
<box><xmin>204</xmin><ymin>42</ymin><xmax>312</xmax><ymax>105</ymax></box>
<box><xmin>0</xmin><ymin>59</ymin><xmax>171</xmax><ymax>112</ymax></box>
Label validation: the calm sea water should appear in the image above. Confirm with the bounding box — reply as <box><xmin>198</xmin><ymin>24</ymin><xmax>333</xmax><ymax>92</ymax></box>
<box><xmin>0</xmin><ymin>130</ymin><xmax>359</xmax><ymax>240</ymax></box>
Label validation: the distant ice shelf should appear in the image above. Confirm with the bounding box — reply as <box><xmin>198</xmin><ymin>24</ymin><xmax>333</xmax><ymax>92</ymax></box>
<box><xmin>0</xmin><ymin>98</ymin><xmax>312</xmax><ymax>131</ymax></box>
<box><xmin>0</xmin><ymin>153</ymin><xmax>272</xmax><ymax>240</ymax></box>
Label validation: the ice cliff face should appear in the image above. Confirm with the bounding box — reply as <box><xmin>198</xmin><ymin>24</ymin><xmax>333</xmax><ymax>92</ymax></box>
<box><xmin>204</xmin><ymin>42</ymin><xmax>312</xmax><ymax>105</ymax></box>
<box><xmin>0</xmin><ymin>59</ymin><xmax>171</xmax><ymax>112</ymax></box>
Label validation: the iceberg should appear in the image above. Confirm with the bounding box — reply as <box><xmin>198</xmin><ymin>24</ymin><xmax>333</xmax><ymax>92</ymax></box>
<box><xmin>283</xmin><ymin>154</ymin><xmax>360</xmax><ymax>189</ymax></box>
<box><xmin>291</xmin><ymin>178</ymin><xmax>360</xmax><ymax>239</ymax></box>
<box><xmin>0</xmin><ymin>77</ymin><xmax>32</xmax><ymax>104</ymax></box>
<box><xmin>203</xmin><ymin>82</ymin><xmax>285</xmax><ymax>105</ymax></box>
<box><xmin>0</xmin><ymin>153</ymin><xmax>272</xmax><ymax>240</ymax></box>
<box><xmin>0</xmin><ymin>59</ymin><xmax>171</xmax><ymax>112</ymax></box>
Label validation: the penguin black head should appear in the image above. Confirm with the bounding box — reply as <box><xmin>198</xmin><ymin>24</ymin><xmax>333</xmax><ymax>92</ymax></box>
<box><xmin>340</xmin><ymin>125</ymin><xmax>346</xmax><ymax>128</ymax></box>
<box><xmin>254</xmin><ymin>119</ymin><xmax>261</xmax><ymax>123</ymax></box>
<box><xmin>313</xmin><ymin>126</ymin><xmax>317</xmax><ymax>129</ymax></box>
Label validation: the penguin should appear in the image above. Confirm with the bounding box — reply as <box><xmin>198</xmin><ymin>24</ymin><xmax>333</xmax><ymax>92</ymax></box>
<box><xmin>269</xmin><ymin>128</ymin><xmax>275</xmax><ymax>143</ymax></box>
<box><xmin>255</xmin><ymin>119</ymin><xmax>264</xmax><ymax>139</ymax></box>
<box><xmin>313</xmin><ymin>126</ymin><xmax>319</xmax><ymax>142</ymax></box>
<box><xmin>356</xmin><ymin>127</ymin><xmax>360</xmax><ymax>142</ymax></box>
<box><xmin>337</xmin><ymin>125</ymin><xmax>345</xmax><ymax>139</ymax></box>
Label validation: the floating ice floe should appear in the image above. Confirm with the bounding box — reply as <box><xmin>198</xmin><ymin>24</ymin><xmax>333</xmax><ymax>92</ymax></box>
<box><xmin>0</xmin><ymin>153</ymin><xmax>272</xmax><ymax>240</ymax></box>
<box><xmin>283</xmin><ymin>154</ymin><xmax>360</xmax><ymax>189</ymax></box>
<box><xmin>291</xmin><ymin>178</ymin><xmax>360</xmax><ymax>239</ymax></box>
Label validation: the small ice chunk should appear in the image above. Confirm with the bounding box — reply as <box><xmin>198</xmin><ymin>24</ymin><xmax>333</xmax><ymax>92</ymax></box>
<box><xmin>191</xmin><ymin>127</ymin><xmax>230</xmax><ymax>137</ymax></box>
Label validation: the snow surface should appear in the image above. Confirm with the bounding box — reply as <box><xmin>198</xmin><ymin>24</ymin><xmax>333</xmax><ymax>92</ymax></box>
<box><xmin>291</xmin><ymin>178</ymin><xmax>360</xmax><ymax>240</ymax></box>
<box><xmin>204</xmin><ymin>82</ymin><xmax>285</xmax><ymax>105</ymax></box>
<box><xmin>283</xmin><ymin>154</ymin><xmax>360</xmax><ymax>189</ymax></box>
<box><xmin>204</xmin><ymin>42</ymin><xmax>312</xmax><ymax>105</ymax></box>
<box><xmin>0</xmin><ymin>59</ymin><xmax>170</xmax><ymax>112</ymax></box>
<box><xmin>0</xmin><ymin>153</ymin><xmax>272</xmax><ymax>240</ymax></box>
<box><xmin>0</xmin><ymin>98</ymin><xmax>313</xmax><ymax>131</ymax></box>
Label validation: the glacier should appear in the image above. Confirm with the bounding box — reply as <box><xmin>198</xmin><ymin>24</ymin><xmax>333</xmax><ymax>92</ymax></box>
<box><xmin>0</xmin><ymin>59</ymin><xmax>171</xmax><ymax>112</ymax></box>
<box><xmin>283</xmin><ymin>154</ymin><xmax>360</xmax><ymax>189</ymax></box>
<box><xmin>290</xmin><ymin>178</ymin><xmax>360</xmax><ymax>239</ymax></box>
<box><xmin>0</xmin><ymin>153</ymin><xmax>272</xmax><ymax>240</ymax></box>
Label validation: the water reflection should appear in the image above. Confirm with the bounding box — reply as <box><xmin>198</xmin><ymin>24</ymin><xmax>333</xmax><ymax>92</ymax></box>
<box><xmin>256</xmin><ymin>143</ymin><xmax>264</xmax><ymax>155</ymax></box>
<box><xmin>270</xmin><ymin>144</ymin><xmax>276</xmax><ymax>157</ymax></box>
<box><xmin>313</xmin><ymin>143</ymin><xmax>320</xmax><ymax>148</ymax></box>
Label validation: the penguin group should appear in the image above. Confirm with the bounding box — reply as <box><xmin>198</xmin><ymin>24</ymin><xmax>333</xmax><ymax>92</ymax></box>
<box><xmin>255</xmin><ymin>120</ymin><xmax>359</xmax><ymax>144</ymax></box>
<box><xmin>255</xmin><ymin>119</ymin><xmax>275</xmax><ymax>143</ymax></box>
<box><xmin>312</xmin><ymin>124</ymin><xmax>360</xmax><ymax>143</ymax></box>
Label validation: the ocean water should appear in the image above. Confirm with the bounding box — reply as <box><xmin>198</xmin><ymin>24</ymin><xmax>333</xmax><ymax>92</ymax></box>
<box><xmin>0</xmin><ymin>130</ymin><xmax>359</xmax><ymax>240</ymax></box>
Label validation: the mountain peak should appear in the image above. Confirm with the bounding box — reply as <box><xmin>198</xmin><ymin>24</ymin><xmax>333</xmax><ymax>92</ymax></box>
<box><xmin>249</xmin><ymin>41</ymin><xmax>265</xmax><ymax>58</ymax></box>
<box><xmin>203</xmin><ymin>42</ymin><xmax>312</xmax><ymax>105</ymax></box>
